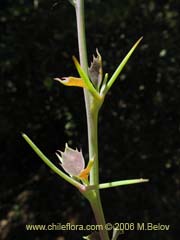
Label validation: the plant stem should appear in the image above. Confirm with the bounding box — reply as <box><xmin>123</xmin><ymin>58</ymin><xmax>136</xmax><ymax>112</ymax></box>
<box><xmin>75</xmin><ymin>0</ymin><xmax>99</xmax><ymax>184</ymax></box>
<box><xmin>75</xmin><ymin>0</ymin><xmax>94</xmax><ymax>167</ymax></box>
<box><xmin>75</xmin><ymin>0</ymin><xmax>88</xmax><ymax>71</ymax></box>
<box><xmin>75</xmin><ymin>1</ymin><xmax>110</xmax><ymax>239</ymax></box>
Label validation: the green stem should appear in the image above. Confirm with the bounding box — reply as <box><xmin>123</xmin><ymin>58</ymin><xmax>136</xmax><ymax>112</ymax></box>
<box><xmin>75</xmin><ymin>0</ymin><xmax>88</xmax><ymax>71</ymax></box>
<box><xmin>88</xmin><ymin>190</ymin><xmax>108</xmax><ymax>237</ymax></box>
<box><xmin>86</xmin><ymin>178</ymin><xmax>149</xmax><ymax>191</ymax></box>
<box><xmin>75</xmin><ymin>0</ymin><xmax>93</xmax><ymax>165</ymax></box>
<box><xmin>75</xmin><ymin>1</ymin><xmax>110</xmax><ymax>239</ymax></box>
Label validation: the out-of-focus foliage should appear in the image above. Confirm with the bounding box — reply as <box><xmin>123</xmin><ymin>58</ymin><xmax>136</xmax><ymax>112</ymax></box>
<box><xmin>0</xmin><ymin>0</ymin><xmax>179</xmax><ymax>239</ymax></box>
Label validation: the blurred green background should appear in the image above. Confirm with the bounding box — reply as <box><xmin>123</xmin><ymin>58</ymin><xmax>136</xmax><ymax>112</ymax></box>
<box><xmin>0</xmin><ymin>0</ymin><xmax>179</xmax><ymax>239</ymax></box>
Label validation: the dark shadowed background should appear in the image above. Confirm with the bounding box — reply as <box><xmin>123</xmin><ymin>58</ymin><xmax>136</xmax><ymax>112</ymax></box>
<box><xmin>0</xmin><ymin>0</ymin><xmax>180</xmax><ymax>239</ymax></box>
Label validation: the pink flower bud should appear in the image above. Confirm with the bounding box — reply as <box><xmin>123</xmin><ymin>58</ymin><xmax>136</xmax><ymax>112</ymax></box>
<box><xmin>56</xmin><ymin>144</ymin><xmax>85</xmax><ymax>177</ymax></box>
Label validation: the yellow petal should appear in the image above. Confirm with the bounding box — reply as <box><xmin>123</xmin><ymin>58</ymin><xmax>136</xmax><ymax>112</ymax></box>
<box><xmin>54</xmin><ymin>77</ymin><xmax>86</xmax><ymax>88</ymax></box>
<box><xmin>78</xmin><ymin>159</ymin><xmax>94</xmax><ymax>180</ymax></box>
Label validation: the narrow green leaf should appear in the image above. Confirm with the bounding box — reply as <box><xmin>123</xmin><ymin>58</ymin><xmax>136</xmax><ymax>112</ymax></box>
<box><xmin>22</xmin><ymin>133</ymin><xmax>85</xmax><ymax>191</ymax></box>
<box><xmin>87</xmin><ymin>178</ymin><xmax>148</xmax><ymax>190</ymax></box>
<box><xmin>106</xmin><ymin>37</ymin><xmax>143</xmax><ymax>93</ymax></box>
<box><xmin>100</xmin><ymin>73</ymin><xmax>109</xmax><ymax>95</ymax></box>
<box><xmin>73</xmin><ymin>56</ymin><xmax>101</xmax><ymax>100</ymax></box>
<box><xmin>99</xmin><ymin>178</ymin><xmax>148</xmax><ymax>189</ymax></box>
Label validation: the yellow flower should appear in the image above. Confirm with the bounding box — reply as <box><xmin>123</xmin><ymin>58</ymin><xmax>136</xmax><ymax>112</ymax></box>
<box><xmin>54</xmin><ymin>77</ymin><xmax>87</xmax><ymax>88</ymax></box>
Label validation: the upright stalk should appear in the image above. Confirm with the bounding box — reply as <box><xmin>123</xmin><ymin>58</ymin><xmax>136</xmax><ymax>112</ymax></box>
<box><xmin>75</xmin><ymin>0</ymin><xmax>95</xmax><ymax>174</ymax></box>
<box><xmin>75</xmin><ymin>1</ymin><xmax>110</xmax><ymax>239</ymax></box>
